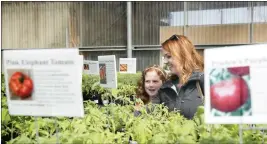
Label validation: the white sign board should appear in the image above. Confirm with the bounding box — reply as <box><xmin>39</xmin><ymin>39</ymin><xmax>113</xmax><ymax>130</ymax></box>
<box><xmin>3</xmin><ymin>48</ymin><xmax>84</xmax><ymax>117</ymax></box>
<box><xmin>98</xmin><ymin>55</ymin><xmax>117</xmax><ymax>88</ymax></box>
<box><xmin>204</xmin><ymin>44</ymin><xmax>267</xmax><ymax>124</ymax></box>
<box><xmin>119</xmin><ymin>58</ymin><xmax>137</xmax><ymax>74</ymax></box>
<box><xmin>83</xmin><ymin>60</ymin><xmax>99</xmax><ymax>75</ymax></box>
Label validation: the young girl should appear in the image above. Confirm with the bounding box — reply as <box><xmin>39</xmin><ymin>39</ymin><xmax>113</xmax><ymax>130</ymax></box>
<box><xmin>134</xmin><ymin>65</ymin><xmax>167</xmax><ymax>114</ymax></box>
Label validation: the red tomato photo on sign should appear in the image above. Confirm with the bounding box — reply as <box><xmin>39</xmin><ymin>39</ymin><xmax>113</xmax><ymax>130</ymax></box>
<box><xmin>209</xmin><ymin>67</ymin><xmax>252</xmax><ymax>117</ymax></box>
<box><xmin>99</xmin><ymin>63</ymin><xmax>107</xmax><ymax>84</ymax></box>
<box><xmin>7</xmin><ymin>69</ymin><xmax>34</xmax><ymax>101</ymax></box>
<box><xmin>210</xmin><ymin>77</ymin><xmax>249</xmax><ymax>112</ymax></box>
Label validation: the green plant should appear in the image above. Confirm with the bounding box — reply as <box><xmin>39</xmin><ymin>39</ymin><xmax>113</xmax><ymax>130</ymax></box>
<box><xmin>2</xmin><ymin>73</ymin><xmax>267</xmax><ymax>144</ymax></box>
<box><xmin>117</xmin><ymin>72</ymin><xmax>141</xmax><ymax>86</ymax></box>
<box><xmin>82</xmin><ymin>74</ymin><xmax>99</xmax><ymax>100</ymax></box>
<box><xmin>113</xmin><ymin>85</ymin><xmax>137</xmax><ymax>105</ymax></box>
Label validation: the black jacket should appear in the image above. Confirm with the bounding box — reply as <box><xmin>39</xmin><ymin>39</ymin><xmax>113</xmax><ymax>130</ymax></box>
<box><xmin>152</xmin><ymin>71</ymin><xmax>204</xmax><ymax>119</ymax></box>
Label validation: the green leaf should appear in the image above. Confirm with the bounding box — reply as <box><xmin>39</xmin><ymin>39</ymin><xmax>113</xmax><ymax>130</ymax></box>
<box><xmin>72</xmin><ymin>137</ymin><xmax>85</xmax><ymax>144</ymax></box>
<box><xmin>1</xmin><ymin>108</ymin><xmax>11</xmax><ymax>124</ymax></box>
<box><xmin>180</xmin><ymin>120</ymin><xmax>196</xmax><ymax>136</ymax></box>
<box><xmin>7</xmin><ymin>135</ymin><xmax>33</xmax><ymax>144</ymax></box>
<box><xmin>149</xmin><ymin>133</ymin><xmax>168</xmax><ymax>143</ymax></box>
<box><xmin>58</xmin><ymin>120</ymin><xmax>71</xmax><ymax>131</ymax></box>
<box><xmin>39</xmin><ymin>136</ymin><xmax>57</xmax><ymax>144</ymax></box>
<box><xmin>39</xmin><ymin>130</ymin><xmax>50</xmax><ymax>137</ymax></box>
<box><xmin>177</xmin><ymin>135</ymin><xmax>197</xmax><ymax>144</ymax></box>
<box><xmin>87</xmin><ymin>132</ymin><xmax>105</xmax><ymax>143</ymax></box>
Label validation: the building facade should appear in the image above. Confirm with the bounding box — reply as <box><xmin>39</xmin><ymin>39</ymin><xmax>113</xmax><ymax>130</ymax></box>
<box><xmin>2</xmin><ymin>2</ymin><xmax>267</xmax><ymax>71</ymax></box>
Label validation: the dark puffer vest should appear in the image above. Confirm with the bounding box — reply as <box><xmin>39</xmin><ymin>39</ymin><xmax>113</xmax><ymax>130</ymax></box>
<box><xmin>152</xmin><ymin>71</ymin><xmax>204</xmax><ymax>119</ymax></box>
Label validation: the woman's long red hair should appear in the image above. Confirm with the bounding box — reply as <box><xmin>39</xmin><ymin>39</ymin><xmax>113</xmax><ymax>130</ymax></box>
<box><xmin>162</xmin><ymin>35</ymin><xmax>204</xmax><ymax>85</ymax></box>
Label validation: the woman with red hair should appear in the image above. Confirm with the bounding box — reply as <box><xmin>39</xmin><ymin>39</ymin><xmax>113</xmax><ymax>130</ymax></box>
<box><xmin>155</xmin><ymin>34</ymin><xmax>205</xmax><ymax>120</ymax></box>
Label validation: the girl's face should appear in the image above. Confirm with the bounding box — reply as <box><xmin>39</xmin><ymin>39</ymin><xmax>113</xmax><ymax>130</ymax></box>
<box><xmin>144</xmin><ymin>71</ymin><xmax>163</xmax><ymax>97</ymax></box>
<box><xmin>162</xmin><ymin>49</ymin><xmax>179</xmax><ymax>75</ymax></box>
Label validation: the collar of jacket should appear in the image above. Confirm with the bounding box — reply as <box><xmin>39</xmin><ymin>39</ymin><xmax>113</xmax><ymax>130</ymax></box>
<box><xmin>160</xmin><ymin>71</ymin><xmax>203</xmax><ymax>89</ymax></box>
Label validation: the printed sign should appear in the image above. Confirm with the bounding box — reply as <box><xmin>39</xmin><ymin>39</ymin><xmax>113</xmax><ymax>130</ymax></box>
<box><xmin>98</xmin><ymin>55</ymin><xmax>117</xmax><ymax>88</ymax></box>
<box><xmin>204</xmin><ymin>44</ymin><xmax>267</xmax><ymax>124</ymax></box>
<box><xmin>3</xmin><ymin>48</ymin><xmax>84</xmax><ymax>117</ymax></box>
<box><xmin>119</xmin><ymin>58</ymin><xmax>137</xmax><ymax>74</ymax></box>
<box><xmin>83</xmin><ymin>60</ymin><xmax>99</xmax><ymax>75</ymax></box>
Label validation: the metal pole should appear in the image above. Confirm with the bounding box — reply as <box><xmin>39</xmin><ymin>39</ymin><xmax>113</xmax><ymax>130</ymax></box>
<box><xmin>66</xmin><ymin>27</ymin><xmax>69</xmax><ymax>48</ymax></box>
<box><xmin>239</xmin><ymin>124</ymin><xmax>243</xmax><ymax>144</ymax></box>
<box><xmin>127</xmin><ymin>1</ymin><xmax>132</xmax><ymax>58</ymax></box>
<box><xmin>249</xmin><ymin>2</ymin><xmax>254</xmax><ymax>44</ymax></box>
<box><xmin>35</xmin><ymin>117</ymin><xmax>39</xmax><ymax>144</ymax></box>
<box><xmin>54</xmin><ymin>118</ymin><xmax>59</xmax><ymax>144</ymax></box>
<box><xmin>183</xmin><ymin>2</ymin><xmax>188</xmax><ymax>36</ymax></box>
<box><xmin>79</xmin><ymin>2</ymin><xmax>83</xmax><ymax>47</ymax></box>
<box><xmin>66</xmin><ymin>3</ymin><xmax>70</xmax><ymax>48</ymax></box>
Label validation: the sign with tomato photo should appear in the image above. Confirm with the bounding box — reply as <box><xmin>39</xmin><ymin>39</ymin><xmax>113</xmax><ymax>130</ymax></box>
<box><xmin>98</xmin><ymin>55</ymin><xmax>117</xmax><ymax>88</ymax></box>
<box><xmin>83</xmin><ymin>60</ymin><xmax>99</xmax><ymax>75</ymax></box>
<box><xmin>119</xmin><ymin>58</ymin><xmax>136</xmax><ymax>74</ymax></box>
<box><xmin>205</xmin><ymin>44</ymin><xmax>267</xmax><ymax>124</ymax></box>
<box><xmin>3</xmin><ymin>48</ymin><xmax>84</xmax><ymax>117</ymax></box>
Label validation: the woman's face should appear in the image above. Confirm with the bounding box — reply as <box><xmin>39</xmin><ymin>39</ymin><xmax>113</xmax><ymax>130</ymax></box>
<box><xmin>162</xmin><ymin>49</ymin><xmax>179</xmax><ymax>75</ymax></box>
<box><xmin>144</xmin><ymin>71</ymin><xmax>163</xmax><ymax>97</ymax></box>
